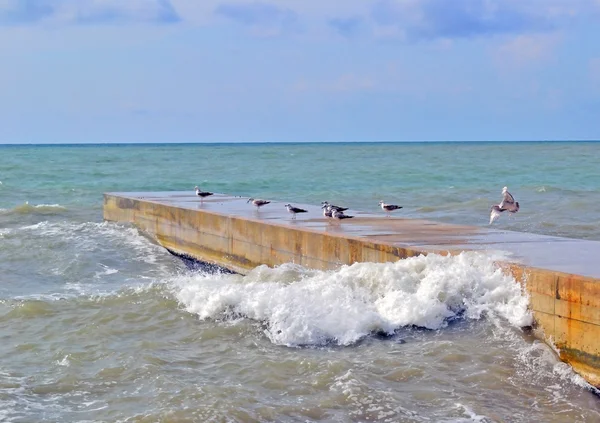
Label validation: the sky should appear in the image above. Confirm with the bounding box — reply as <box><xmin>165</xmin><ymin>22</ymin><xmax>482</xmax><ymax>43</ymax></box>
<box><xmin>1</xmin><ymin>0</ymin><xmax>599</xmax><ymax>143</ymax></box>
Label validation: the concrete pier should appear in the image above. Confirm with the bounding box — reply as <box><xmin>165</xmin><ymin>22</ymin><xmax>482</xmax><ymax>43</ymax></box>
<box><xmin>104</xmin><ymin>191</ymin><xmax>600</xmax><ymax>387</ymax></box>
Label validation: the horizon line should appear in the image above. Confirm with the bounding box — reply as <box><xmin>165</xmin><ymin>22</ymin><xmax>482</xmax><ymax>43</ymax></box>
<box><xmin>1</xmin><ymin>139</ymin><xmax>599</xmax><ymax>147</ymax></box>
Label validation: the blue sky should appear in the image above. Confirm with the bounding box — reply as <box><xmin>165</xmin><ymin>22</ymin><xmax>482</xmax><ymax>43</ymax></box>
<box><xmin>1</xmin><ymin>0</ymin><xmax>599</xmax><ymax>143</ymax></box>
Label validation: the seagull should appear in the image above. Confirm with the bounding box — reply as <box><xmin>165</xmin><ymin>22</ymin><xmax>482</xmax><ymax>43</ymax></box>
<box><xmin>247</xmin><ymin>198</ymin><xmax>271</xmax><ymax>209</ymax></box>
<box><xmin>322</xmin><ymin>204</ymin><xmax>333</xmax><ymax>218</ymax></box>
<box><xmin>332</xmin><ymin>208</ymin><xmax>354</xmax><ymax>220</ymax></box>
<box><xmin>489</xmin><ymin>186</ymin><xmax>520</xmax><ymax>224</ymax></box>
<box><xmin>379</xmin><ymin>201</ymin><xmax>402</xmax><ymax>217</ymax></box>
<box><xmin>285</xmin><ymin>204</ymin><xmax>307</xmax><ymax>219</ymax></box>
<box><xmin>194</xmin><ymin>186</ymin><xmax>213</xmax><ymax>201</ymax></box>
<box><xmin>321</xmin><ymin>201</ymin><xmax>348</xmax><ymax>212</ymax></box>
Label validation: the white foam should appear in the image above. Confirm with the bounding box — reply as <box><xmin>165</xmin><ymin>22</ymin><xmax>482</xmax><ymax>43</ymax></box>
<box><xmin>516</xmin><ymin>340</ymin><xmax>600</xmax><ymax>396</ymax></box>
<box><xmin>18</xmin><ymin>221</ymin><xmax>166</xmax><ymax>266</ymax></box>
<box><xmin>32</xmin><ymin>203</ymin><xmax>65</xmax><ymax>209</ymax></box>
<box><xmin>446</xmin><ymin>403</ymin><xmax>491</xmax><ymax>422</ymax></box>
<box><xmin>93</xmin><ymin>264</ymin><xmax>119</xmax><ymax>279</ymax></box>
<box><xmin>172</xmin><ymin>252</ymin><xmax>533</xmax><ymax>346</ymax></box>
<box><xmin>56</xmin><ymin>355</ymin><xmax>70</xmax><ymax>367</ymax></box>
<box><xmin>330</xmin><ymin>369</ymin><xmax>404</xmax><ymax>421</ymax></box>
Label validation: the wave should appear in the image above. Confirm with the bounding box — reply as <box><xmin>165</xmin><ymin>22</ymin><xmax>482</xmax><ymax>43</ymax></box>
<box><xmin>171</xmin><ymin>252</ymin><xmax>533</xmax><ymax>347</ymax></box>
<box><xmin>525</xmin><ymin>185</ymin><xmax>595</xmax><ymax>194</ymax></box>
<box><xmin>17</xmin><ymin>221</ymin><xmax>164</xmax><ymax>264</ymax></box>
<box><xmin>1</xmin><ymin>282</ymin><xmax>171</xmax><ymax>314</ymax></box>
<box><xmin>0</xmin><ymin>202</ymin><xmax>67</xmax><ymax>216</ymax></box>
<box><xmin>0</xmin><ymin>220</ymin><xmax>177</xmax><ymax>300</ymax></box>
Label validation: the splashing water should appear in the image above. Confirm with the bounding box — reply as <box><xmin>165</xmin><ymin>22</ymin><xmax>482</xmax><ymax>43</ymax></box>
<box><xmin>172</xmin><ymin>252</ymin><xmax>533</xmax><ymax>346</ymax></box>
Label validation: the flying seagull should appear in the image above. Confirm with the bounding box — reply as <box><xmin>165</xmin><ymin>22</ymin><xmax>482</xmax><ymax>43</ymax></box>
<box><xmin>194</xmin><ymin>186</ymin><xmax>213</xmax><ymax>201</ymax></box>
<box><xmin>247</xmin><ymin>198</ymin><xmax>271</xmax><ymax>209</ymax></box>
<box><xmin>379</xmin><ymin>201</ymin><xmax>402</xmax><ymax>217</ymax></box>
<box><xmin>285</xmin><ymin>204</ymin><xmax>307</xmax><ymax>219</ymax></box>
<box><xmin>489</xmin><ymin>186</ymin><xmax>520</xmax><ymax>224</ymax></box>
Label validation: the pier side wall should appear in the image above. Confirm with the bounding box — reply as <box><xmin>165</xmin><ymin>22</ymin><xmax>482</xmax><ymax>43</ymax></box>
<box><xmin>104</xmin><ymin>193</ymin><xmax>600</xmax><ymax>387</ymax></box>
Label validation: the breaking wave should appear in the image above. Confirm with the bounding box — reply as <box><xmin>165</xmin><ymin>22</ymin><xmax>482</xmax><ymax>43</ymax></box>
<box><xmin>0</xmin><ymin>202</ymin><xmax>67</xmax><ymax>216</ymax></box>
<box><xmin>17</xmin><ymin>220</ymin><xmax>163</xmax><ymax>263</ymax></box>
<box><xmin>172</xmin><ymin>252</ymin><xmax>533</xmax><ymax>347</ymax></box>
<box><xmin>1</xmin><ymin>221</ymin><xmax>177</xmax><ymax>300</ymax></box>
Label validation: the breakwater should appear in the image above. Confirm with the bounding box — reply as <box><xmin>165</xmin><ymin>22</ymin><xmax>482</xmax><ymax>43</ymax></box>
<box><xmin>104</xmin><ymin>191</ymin><xmax>600</xmax><ymax>387</ymax></box>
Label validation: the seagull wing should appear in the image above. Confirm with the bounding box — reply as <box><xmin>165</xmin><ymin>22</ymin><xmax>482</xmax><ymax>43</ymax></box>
<box><xmin>489</xmin><ymin>205</ymin><xmax>502</xmax><ymax>225</ymax></box>
<box><xmin>502</xmin><ymin>190</ymin><xmax>515</xmax><ymax>204</ymax></box>
<box><xmin>506</xmin><ymin>201</ymin><xmax>520</xmax><ymax>213</ymax></box>
<box><xmin>386</xmin><ymin>205</ymin><xmax>402</xmax><ymax>211</ymax></box>
<box><xmin>331</xmin><ymin>205</ymin><xmax>348</xmax><ymax>212</ymax></box>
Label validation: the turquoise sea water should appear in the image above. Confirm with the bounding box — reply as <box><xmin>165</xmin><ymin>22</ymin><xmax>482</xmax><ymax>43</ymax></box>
<box><xmin>1</xmin><ymin>142</ymin><xmax>600</xmax><ymax>421</ymax></box>
<box><xmin>3</xmin><ymin>142</ymin><xmax>600</xmax><ymax>239</ymax></box>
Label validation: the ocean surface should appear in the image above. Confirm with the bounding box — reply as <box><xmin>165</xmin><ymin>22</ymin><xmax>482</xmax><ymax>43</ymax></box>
<box><xmin>1</xmin><ymin>141</ymin><xmax>600</xmax><ymax>422</ymax></box>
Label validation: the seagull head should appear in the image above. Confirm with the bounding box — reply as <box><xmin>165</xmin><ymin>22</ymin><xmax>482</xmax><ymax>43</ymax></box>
<box><xmin>194</xmin><ymin>186</ymin><xmax>199</xmax><ymax>190</ymax></box>
<box><xmin>502</xmin><ymin>186</ymin><xmax>508</xmax><ymax>193</ymax></box>
<box><xmin>378</xmin><ymin>200</ymin><xmax>384</xmax><ymax>205</ymax></box>
<box><xmin>284</xmin><ymin>204</ymin><xmax>291</xmax><ymax>208</ymax></box>
<box><xmin>247</xmin><ymin>198</ymin><xmax>254</xmax><ymax>203</ymax></box>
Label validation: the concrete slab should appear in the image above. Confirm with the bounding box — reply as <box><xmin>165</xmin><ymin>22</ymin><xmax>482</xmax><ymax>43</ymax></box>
<box><xmin>108</xmin><ymin>191</ymin><xmax>600</xmax><ymax>279</ymax></box>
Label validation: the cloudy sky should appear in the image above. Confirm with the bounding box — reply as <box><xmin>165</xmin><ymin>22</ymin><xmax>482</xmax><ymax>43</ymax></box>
<box><xmin>1</xmin><ymin>0</ymin><xmax>599</xmax><ymax>143</ymax></box>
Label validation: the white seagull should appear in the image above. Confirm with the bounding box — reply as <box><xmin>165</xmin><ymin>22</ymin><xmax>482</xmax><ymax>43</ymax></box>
<box><xmin>285</xmin><ymin>204</ymin><xmax>307</xmax><ymax>219</ymax></box>
<box><xmin>194</xmin><ymin>186</ymin><xmax>213</xmax><ymax>201</ymax></box>
<box><xmin>247</xmin><ymin>198</ymin><xmax>271</xmax><ymax>209</ymax></box>
<box><xmin>379</xmin><ymin>201</ymin><xmax>402</xmax><ymax>217</ymax></box>
<box><xmin>489</xmin><ymin>186</ymin><xmax>520</xmax><ymax>224</ymax></box>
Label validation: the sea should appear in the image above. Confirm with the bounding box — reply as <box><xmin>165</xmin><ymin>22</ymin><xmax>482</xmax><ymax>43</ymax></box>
<box><xmin>1</xmin><ymin>141</ymin><xmax>600</xmax><ymax>422</ymax></box>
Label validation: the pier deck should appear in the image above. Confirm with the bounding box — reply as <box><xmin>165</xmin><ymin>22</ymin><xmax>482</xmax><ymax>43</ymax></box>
<box><xmin>104</xmin><ymin>191</ymin><xmax>600</xmax><ymax>387</ymax></box>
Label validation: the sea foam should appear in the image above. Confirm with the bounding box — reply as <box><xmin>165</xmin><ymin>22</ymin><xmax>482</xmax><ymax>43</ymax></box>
<box><xmin>172</xmin><ymin>252</ymin><xmax>532</xmax><ymax>347</ymax></box>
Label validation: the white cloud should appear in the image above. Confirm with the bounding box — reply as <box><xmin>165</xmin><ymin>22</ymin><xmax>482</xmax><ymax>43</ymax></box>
<box><xmin>493</xmin><ymin>33</ymin><xmax>561</xmax><ymax>69</ymax></box>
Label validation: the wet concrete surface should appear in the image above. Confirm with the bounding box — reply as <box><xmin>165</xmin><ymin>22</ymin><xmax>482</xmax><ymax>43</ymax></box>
<box><xmin>109</xmin><ymin>191</ymin><xmax>600</xmax><ymax>279</ymax></box>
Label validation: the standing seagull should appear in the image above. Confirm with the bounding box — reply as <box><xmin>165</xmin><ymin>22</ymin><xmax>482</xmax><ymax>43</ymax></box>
<box><xmin>489</xmin><ymin>186</ymin><xmax>520</xmax><ymax>224</ymax></box>
<box><xmin>379</xmin><ymin>201</ymin><xmax>402</xmax><ymax>217</ymax></box>
<box><xmin>321</xmin><ymin>201</ymin><xmax>349</xmax><ymax>212</ymax></box>
<box><xmin>247</xmin><ymin>198</ymin><xmax>271</xmax><ymax>209</ymax></box>
<box><xmin>285</xmin><ymin>204</ymin><xmax>307</xmax><ymax>219</ymax></box>
<box><xmin>194</xmin><ymin>186</ymin><xmax>213</xmax><ymax>201</ymax></box>
<box><xmin>332</xmin><ymin>208</ymin><xmax>354</xmax><ymax>220</ymax></box>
